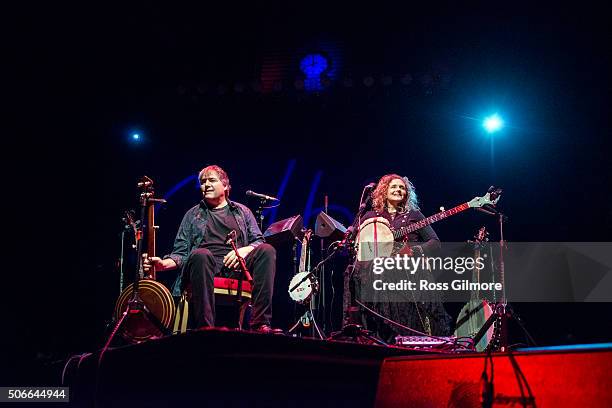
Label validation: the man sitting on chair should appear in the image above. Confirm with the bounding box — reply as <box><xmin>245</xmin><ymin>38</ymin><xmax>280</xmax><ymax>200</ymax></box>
<box><xmin>143</xmin><ymin>165</ymin><xmax>279</xmax><ymax>333</ymax></box>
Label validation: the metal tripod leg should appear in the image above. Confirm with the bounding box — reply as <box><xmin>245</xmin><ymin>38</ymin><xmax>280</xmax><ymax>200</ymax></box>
<box><xmin>288</xmin><ymin>310</ymin><xmax>313</xmax><ymax>333</ymax></box>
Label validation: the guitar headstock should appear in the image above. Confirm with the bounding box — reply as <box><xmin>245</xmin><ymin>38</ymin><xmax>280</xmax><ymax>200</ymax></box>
<box><xmin>123</xmin><ymin>210</ymin><xmax>137</xmax><ymax>231</ymax></box>
<box><xmin>138</xmin><ymin>175</ymin><xmax>155</xmax><ymax>204</ymax></box>
<box><xmin>487</xmin><ymin>185</ymin><xmax>503</xmax><ymax>202</ymax></box>
<box><xmin>302</xmin><ymin>229</ymin><xmax>313</xmax><ymax>242</ymax></box>
<box><xmin>137</xmin><ymin>175</ymin><xmax>154</xmax><ymax>190</ymax></box>
<box><xmin>467</xmin><ymin>186</ymin><xmax>502</xmax><ymax>208</ymax></box>
<box><xmin>122</xmin><ymin>210</ymin><xmax>139</xmax><ymax>242</ymax></box>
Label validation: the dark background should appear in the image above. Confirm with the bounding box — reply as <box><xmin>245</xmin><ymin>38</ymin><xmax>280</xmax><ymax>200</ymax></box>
<box><xmin>6</xmin><ymin>2</ymin><xmax>611</xmax><ymax>378</ymax></box>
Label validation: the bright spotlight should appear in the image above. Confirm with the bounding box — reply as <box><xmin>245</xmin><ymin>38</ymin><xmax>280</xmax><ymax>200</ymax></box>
<box><xmin>132</xmin><ymin>133</ymin><xmax>140</xmax><ymax>140</ymax></box>
<box><xmin>483</xmin><ymin>114</ymin><xmax>504</xmax><ymax>133</ymax></box>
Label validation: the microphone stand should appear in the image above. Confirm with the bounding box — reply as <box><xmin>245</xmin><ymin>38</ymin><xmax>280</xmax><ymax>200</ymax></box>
<box><xmin>248</xmin><ymin>194</ymin><xmax>278</xmax><ymax>232</ymax></box>
<box><xmin>119</xmin><ymin>225</ymin><xmax>126</xmax><ymax>294</ymax></box>
<box><xmin>338</xmin><ymin>188</ymin><xmax>372</xmax><ymax>323</ymax></box>
<box><xmin>254</xmin><ymin>204</ymin><xmax>265</xmax><ymax>233</ymax></box>
<box><xmin>118</xmin><ymin>211</ymin><xmax>139</xmax><ymax>295</ymax></box>
<box><xmin>326</xmin><ymin>186</ymin><xmax>388</xmax><ymax>345</ymax></box>
<box><xmin>472</xmin><ymin>210</ymin><xmax>509</xmax><ymax>351</ymax></box>
<box><xmin>319</xmin><ymin>196</ymin><xmax>328</xmax><ymax>332</ymax></box>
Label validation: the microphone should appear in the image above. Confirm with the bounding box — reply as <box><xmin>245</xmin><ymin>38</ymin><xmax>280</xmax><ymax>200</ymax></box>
<box><xmin>476</xmin><ymin>205</ymin><xmax>509</xmax><ymax>222</ymax></box>
<box><xmin>338</xmin><ymin>226</ymin><xmax>355</xmax><ymax>248</ymax></box>
<box><xmin>476</xmin><ymin>204</ymin><xmax>502</xmax><ymax>216</ymax></box>
<box><xmin>358</xmin><ymin>183</ymin><xmax>375</xmax><ymax>211</ymax></box>
<box><xmin>246</xmin><ymin>190</ymin><xmax>279</xmax><ymax>202</ymax></box>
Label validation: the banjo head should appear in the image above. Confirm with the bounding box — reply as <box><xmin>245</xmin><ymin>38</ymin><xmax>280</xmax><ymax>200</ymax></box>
<box><xmin>288</xmin><ymin>272</ymin><xmax>318</xmax><ymax>303</ymax></box>
<box><xmin>356</xmin><ymin>217</ymin><xmax>394</xmax><ymax>261</ymax></box>
<box><xmin>454</xmin><ymin>299</ymin><xmax>495</xmax><ymax>352</ymax></box>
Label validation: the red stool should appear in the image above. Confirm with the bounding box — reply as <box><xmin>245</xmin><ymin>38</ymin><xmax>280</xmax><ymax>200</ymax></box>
<box><xmin>213</xmin><ymin>276</ymin><xmax>252</xmax><ymax>329</ymax></box>
<box><xmin>173</xmin><ymin>277</ymin><xmax>252</xmax><ymax>334</ymax></box>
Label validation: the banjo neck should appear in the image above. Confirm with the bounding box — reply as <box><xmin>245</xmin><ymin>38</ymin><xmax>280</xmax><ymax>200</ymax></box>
<box><xmin>298</xmin><ymin>230</ymin><xmax>312</xmax><ymax>273</ymax></box>
<box><xmin>471</xmin><ymin>226</ymin><xmax>488</xmax><ymax>301</ymax></box>
<box><xmin>391</xmin><ymin>202</ymin><xmax>470</xmax><ymax>240</ymax></box>
<box><xmin>289</xmin><ymin>229</ymin><xmax>317</xmax><ymax>304</ymax></box>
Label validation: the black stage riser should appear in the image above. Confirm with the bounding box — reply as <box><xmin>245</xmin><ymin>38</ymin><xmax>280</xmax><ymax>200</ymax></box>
<box><xmin>66</xmin><ymin>329</ymin><xmax>421</xmax><ymax>407</ymax></box>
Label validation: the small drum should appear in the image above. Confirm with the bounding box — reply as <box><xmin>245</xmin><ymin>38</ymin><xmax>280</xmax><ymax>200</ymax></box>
<box><xmin>114</xmin><ymin>279</ymin><xmax>176</xmax><ymax>343</ymax></box>
<box><xmin>355</xmin><ymin>217</ymin><xmax>395</xmax><ymax>261</ymax></box>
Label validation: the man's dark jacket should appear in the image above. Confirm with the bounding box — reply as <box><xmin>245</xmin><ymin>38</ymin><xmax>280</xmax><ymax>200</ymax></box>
<box><xmin>164</xmin><ymin>199</ymin><xmax>264</xmax><ymax>296</ymax></box>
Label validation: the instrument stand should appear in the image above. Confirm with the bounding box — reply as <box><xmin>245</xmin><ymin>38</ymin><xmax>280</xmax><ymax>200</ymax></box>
<box><xmin>104</xmin><ymin>293</ymin><xmax>170</xmax><ymax>349</ymax></box>
<box><xmin>288</xmin><ymin>272</ymin><xmax>323</xmax><ymax>338</ymax></box>
<box><xmin>471</xmin><ymin>211</ymin><xmax>535</xmax><ymax>351</ymax></box>
<box><xmin>317</xmin><ymin>197</ymin><xmax>329</xmax><ymax>333</ymax></box>
<box><xmin>287</xmin><ymin>302</ymin><xmax>324</xmax><ymax>339</ymax></box>
<box><xmin>102</xmin><ymin>179</ymin><xmax>171</xmax><ymax>351</ymax></box>
<box><xmin>287</xmin><ymin>242</ymin><xmax>367</xmax><ymax>341</ymax></box>
<box><xmin>288</xmin><ymin>230</ymin><xmax>324</xmax><ymax>339</ymax></box>
<box><xmin>472</xmin><ymin>303</ymin><xmax>535</xmax><ymax>352</ymax></box>
<box><xmin>316</xmin><ymin>238</ymin><xmax>325</xmax><ymax>331</ymax></box>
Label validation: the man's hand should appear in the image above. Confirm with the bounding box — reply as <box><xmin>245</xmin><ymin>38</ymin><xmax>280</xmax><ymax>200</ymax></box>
<box><xmin>223</xmin><ymin>246</ymin><xmax>254</xmax><ymax>269</ymax></box>
<box><xmin>143</xmin><ymin>256</ymin><xmax>177</xmax><ymax>274</ymax></box>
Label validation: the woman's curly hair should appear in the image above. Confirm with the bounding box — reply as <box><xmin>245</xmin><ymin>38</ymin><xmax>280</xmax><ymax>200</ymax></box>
<box><xmin>371</xmin><ymin>173</ymin><xmax>420</xmax><ymax>214</ymax></box>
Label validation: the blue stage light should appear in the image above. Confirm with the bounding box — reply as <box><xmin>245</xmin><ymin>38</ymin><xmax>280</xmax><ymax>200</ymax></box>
<box><xmin>300</xmin><ymin>54</ymin><xmax>328</xmax><ymax>77</ymax></box>
<box><xmin>483</xmin><ymin>114</ymin><xmax>504</xmax><ymax>133</ymax></box>
<box><xmin>132</xmin><ymin>133</ymin><xmax>140</xmax><ymax>140</ymax></box>
<box><xmin>300</xmin><ymin>54</ymin><xmax>329</xmax><ymax>91</ymax></box>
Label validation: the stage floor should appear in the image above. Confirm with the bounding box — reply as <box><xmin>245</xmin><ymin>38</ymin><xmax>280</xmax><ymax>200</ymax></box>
<box><xmin>62</xmin><ymin>328</ymin><xmax>612</xmax><ymax>407</ymax></box>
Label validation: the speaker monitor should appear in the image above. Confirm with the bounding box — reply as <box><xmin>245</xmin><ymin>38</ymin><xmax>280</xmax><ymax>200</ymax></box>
<box><xmin>315</xmin><ymin>212</ymin><xmax>347</xmax><ymax>241</ymax></box>
<box><xmin>263</xmin><ymin>215</ymin><xmax>303</xmax><ymax>246</ymax></box>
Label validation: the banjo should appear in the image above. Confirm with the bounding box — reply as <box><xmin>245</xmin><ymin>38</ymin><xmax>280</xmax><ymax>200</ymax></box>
<box><xmin>454</xmin><ymin>226</ymin><xmax>495</xmax><ymax>351</ymax></box>
<box><xmin>355</xmin><ymin>187</ymin><xmax>502</xmax><ymax>261</ymax></box>
<box><xmin>288</xmin><ymin>229</ymin><xmax>318</xmax><ymax>303</ymax></box>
